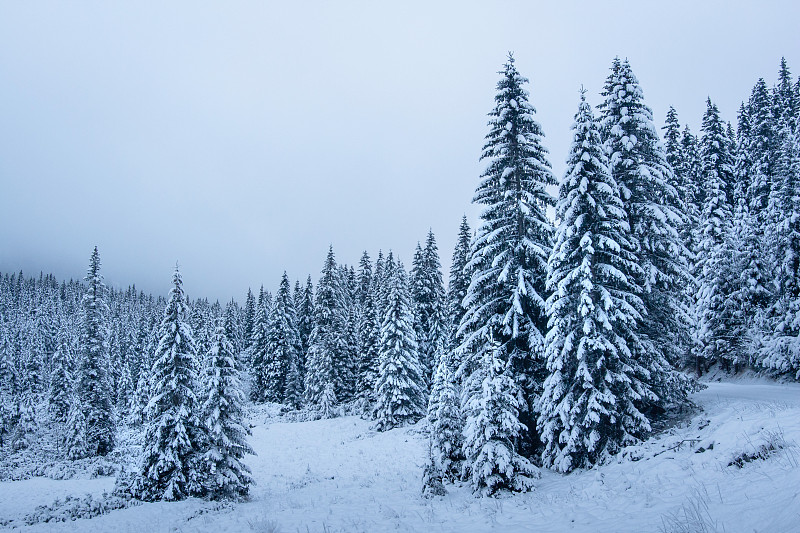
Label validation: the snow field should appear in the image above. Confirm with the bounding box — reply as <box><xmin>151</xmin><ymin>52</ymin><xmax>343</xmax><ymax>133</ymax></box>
<box><xmin>2</xmin><ymin>381</ymin><xmax>799</xmax><ymax>532</ymax></box>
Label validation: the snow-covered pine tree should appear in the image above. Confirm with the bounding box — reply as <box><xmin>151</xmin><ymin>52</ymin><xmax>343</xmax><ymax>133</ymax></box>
<box><xmin>135</xmin><ymin>266</ymin><xmax>207</xmax><ymax>501</ymax></box>
<box><xmin>598</xmin><ymin>58</ymin><xmax>691</xmax><ymax>411</ymax></box>
<box><xmin>446</xmin><ymin>217</ymin><xmax>472</xmax><ymax>350</ymax></box>
<box><xmin>243</xmin><ymin>288</ymin><xmax>256</xmax><ymax>353</ymax></box>
<box><xmin>47</xmin><ymin>333</ymin><xmax>72</xmax><ymax>424</ymax></box>
<box><xmin>428</xmin><ymin>352</ymin><xmax>464</xmax><ymax>480</ymax></box>
<box><xmin>305</xmin><ymin>247</ymin><xmax>344</xmax><ymax>414</ymax></box>
<box><xmin>458</xmin><ymin>53</ymin><xmax>555</xmax><ymax>460</ymax></box>
<box><xmin>12</xmin><ymin>390</ymin><xmax>36</xmax><ymax>451</ymax></box>
<box><xmin>0</xmin><ymin>324</ymin><xmax>16</xmax><ymax>448</ymax></box>
<box><xmin>76</xmin><ymin>247</ymin><xmax>115</xmax><ymax>456</ymax></box>
<box><xmin>417</xmin><ymin>230</ymin><xmax>446</xmax><ymax>387</ymax></box>
<box><xmin>374</xmin><ymin>264</ymin><xmax>426</xmax><ymax>431</ymax></box>
<box><xmin>271</xmin><ymin>273</ymin><xmax>303</xmax><ymax>405</ymax></box>
<box><xmin>262</xmin><ymin>273</ymin><xmax>301</xmax><ymax>403</ymax></box>
<box><xmin>202</xmin><ymin>319</ymin><xmax>254</xmax><ymax>499</ymax></box>
<box><xmin>64</xmin><ymin>396</ymin><xmax>90</xmax><ymax>460</ymax></box>
<box><xmin>695</xmin><ymin>98</ymin><xmax>736</xmax><ymax>371</ymax></box>
<box><xmin>249</xmin><ymin>287</ymin><xmax>271</xmax><ymax>403</ymax></box>
<box><xmin>463</xmin><ymin>335</ymin><xmax>538</xmax><ymax>495</ymax></box>
<box><xmin>356</xmin><ymin>252</ymin><xmax>380</xmax><ymax>410</ymax></box>
<box><xmin>338</xmin><ymin>265</ymin><xmax>360</xmax><ymax>402</ymax></box>
<box><xmin>538</xmin><ymin>91</ymin><xmax>652</xmax><ymax>473</ymax></box>
<box><xmin>297</xmin><ymin>276</ymin><xmax>315</xmax><ymax>376</ymax></box>
<box><xmin>762</xmin><ymin>120</ymin><xmax>800</xmax><ymax>378</ymax></box>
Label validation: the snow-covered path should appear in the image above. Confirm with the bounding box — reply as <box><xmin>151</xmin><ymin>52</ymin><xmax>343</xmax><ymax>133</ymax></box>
<box><xmin>5</xmin><ymin>380</ymin><xmax>800</xmax><ymax>532</ymax></box>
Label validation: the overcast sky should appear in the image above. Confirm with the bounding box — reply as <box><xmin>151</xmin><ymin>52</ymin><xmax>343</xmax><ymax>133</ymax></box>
<box><xmin>1</xmin><ymin>2</ymin><xmax>798</xmax><ymax>302</ymax></box>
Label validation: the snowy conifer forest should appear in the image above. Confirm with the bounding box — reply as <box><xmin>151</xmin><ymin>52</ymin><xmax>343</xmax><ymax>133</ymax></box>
<box><xmin>2</xmin><ymin>54</ymin><xmax>800</xmax><ymax>532</ymax></box>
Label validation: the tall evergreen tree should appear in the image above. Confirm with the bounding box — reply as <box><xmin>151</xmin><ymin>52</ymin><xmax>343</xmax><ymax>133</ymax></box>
<box><xmin>458</xmin><ymin>54</ymin><xmax>555</xmax><ymax>463</ymax></box>
<box><xmin>135</xmin><ymin>267</ymin><xmax>207</xmax><ymax>501</ymax></box>
<box><xmin>305</xmin><ymin>247</ymin><xmax>344</xmax><ymax>412</ymax></box>
<box><xmin>599</xmin><ymin>58</ymin><xmax>690</xmax><ymax>410</ymax></box>
<box><xmin>76</xmin><ymin>247</ymin><xmax>115</xmax><ymax>457</ymax></box>
<box><xmin>249</xmin><ymin>289</ymin><xmax>271</xmax><ymax>403</ymax></box>
<box><xmin>539</xmin><ymin>92</ymin><xmax>652</xmax><ymax>472</ymax></box>
<box><xmin>374</xmin><ymin>264</ymin><xmax>426</xmax><ymax>431</ymax></box>
<box><xmin>695</xmin><ymin>98</ymin><xmax>736</xmax><ymax>371</ymax></box>
<box><xmin>202</xmin><ymin>320</ymin><xmax>254</xmax><ymax>499</ymax></box>
<box><xmin>447</xmin><ymin>216</ymin><xmax>472</xmax><ymax>352</ymax></box>
<box><xmin>265</xmin><ymin>273</ymin><xmax>302</xmax><ymax>404</ymax></box>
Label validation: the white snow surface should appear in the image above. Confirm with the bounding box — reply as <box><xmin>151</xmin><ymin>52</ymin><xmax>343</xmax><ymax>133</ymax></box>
<box><xmin>2</xmin><ymin>379</ymin><xmax>800</xmax><ymax>532</ymax></box>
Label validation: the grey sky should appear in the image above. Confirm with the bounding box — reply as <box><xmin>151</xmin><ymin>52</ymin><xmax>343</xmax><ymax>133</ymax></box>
<box><xmin>1</xmin><ymin>2</ymin><xmax>798</xmax><ymax>302</ymax></box>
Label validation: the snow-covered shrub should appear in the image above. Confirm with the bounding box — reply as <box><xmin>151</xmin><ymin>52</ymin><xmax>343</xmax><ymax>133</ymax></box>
<box><xmin>18</xmin><ymin>491</ymin><xmax>139</xmax><ymax>526</ymax></box>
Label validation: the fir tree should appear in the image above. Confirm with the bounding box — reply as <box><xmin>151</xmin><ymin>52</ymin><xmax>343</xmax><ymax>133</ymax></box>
<box><xmin>598</xmin><ymin>58</ymin><xmax>690</xmax><ymax>411</ymax></box>
<box><xmin>249</xmin><ymin>289</ymin><xmax>271</xmax><ymax>403</ymax></box>
<box><xmin>446</xmin><ymin>216</ymin><xmax>472</xmax><ymax>351</ymax></box>
<box><xmin>65</xmin><ymin>396</ymin><xmax>90</xmax><ymax>460</ymax></box>
<box><xmin>47</xmin><ymin>333</ymin><xmax>72</xmax><ymax>427</ymax></box>
<box><xmin>428</xmin><ymin>353</ymin><xmax>464</xmax><ymax>480</ymax></box>
<box><xmin>135</xmin><ymin>267</ymin><xmax>207</xmax><ymax>501</ymax></box>
<box><xmin>356</xmin><ymin>252</ymin><xmax>380</xmax><ymax>409</ymax></box>
<box><xmin>297</xmin><ymin>276</ymin><xmax>315</xmax><ymax>378</ymax></box>
<box><xmin>76</xmin><ymin>247</ymin><xmax>115</xmax><ymax>456</ymax></box>
<box><xmin>374</xmin><ymin>265</ymin><xmax>426</xmax><ymax>431</ymax></box>
<box><xmin>458</xmin><ymin>54</ymin><xmax>555</xmax><ymax>459</ymax></box>
<box><xmin>264</xmin><ymin>273</ymin><xmax>302</xmax><ymax>404</ymax></box>
<box><xmin>202</xmin><ymin>320</ymin><xmax>254</xmax><ymax>499</ymax></box>
<box><xmin>416</xmin><ymin>230</ymin><xmax>446</xmax><ymax>387</ymax></box>
<box><xmin>463</xmin><ymin>336</ymin><xmax>538</xmax><ymax>495</ymax></box>
<box><xmin>695</xmin><ymin>98</ymin><xmax>736</xmax><ymax>371</ymax></box>
<box><xmin>305</xmin><ymin>247</ymin><xmax>344</xmax><ymax>413</ymax></box>
<box><xmin>539</xmin><ymin>92</ymin><xmax>652</xmax><ymax>472</ymax></box>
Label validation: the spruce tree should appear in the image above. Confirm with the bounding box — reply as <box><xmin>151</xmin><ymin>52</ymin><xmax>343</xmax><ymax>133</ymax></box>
<box><xmin>695</xmin><ymin>98</ymin><xmax>736</xmax><ymax>371</ymax></box>
<box><xmin>539</xmin><ymin>92</ymin><xmax>652</xmax><ymax>472</ymax></box>
<box><xmin>356</xmin><ymin>253</ymin><xmax>380</xmax><ymax>409</ymax></box>
<box><xmin>428</xmin><ymin>353</ymin><xmax>464</xmax><ymax>480</ymax></box>
<box><xmin>202</xmin><ymin>320</ymin><xmax>254</xmax><ymax>499</ymax></box>
<box><xmin>248</xmin><ymin>288</ymin><xmax>271</xmax><ymax>403</ymax></box>
<box><xmin>458</xmin><ymin>54</ymin><xmax>555</xmax><ymax>460</ymax></box>
<box><xmin>417</xmin><ymin>231</ymin><xmax>446</xmax><ymax>386</ymax></box>
<box><xmin>374</xmin><ymin>264</ymin><xmax>426</xmax><ymax>431</ymax></box>
<box><xmin>446</xmin><ymin>217</ymin><xmax>472</xmax><ymax>351</ymax></box>
<box><xmin>264</xmin><ymin>273</ymin><xmax>302</xmax><ymax>404</ymax></box>
<box><xmin>135</xmin><ymin>267</ymin><xmax>207</xmax><ymax>501</ymax></box>
<box><xmin>76</xmin><ymin>247</ymin><xmax>115</xmax><ymax>456</ymax></box>
<box><xmin>47</xmin><ymin>333</ymin><xmax>72</xmax><ymax>428</ymax></box>
<box><xmin>599</xmin><ymin>58</ymin><xmax>690</xmax><ymax>411</ymax></box>
<box><xmin>463</xmin><ymin>336</ymin><xmax>538</xmax><ymax>495</ymax></box>
<box><xmin>305</xmin><ymin>247</ymin><xmax>344</xmax><ymax>413</ymax></box>
<box><xmin>65</xmin><ymin>396</ymin><xmax>90</xmax><ymax>460</ymax></box>
<box><xmin>296</xmin><ymin>276</ymin><xmax>315</xmax><ymax>378</ymax></box>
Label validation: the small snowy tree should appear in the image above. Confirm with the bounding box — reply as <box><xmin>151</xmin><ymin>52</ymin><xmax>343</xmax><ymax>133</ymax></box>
<box><xmin>64</xmin><ymin>397</ymin><xmax>90</xmax><ymax>460</ymax></box>
<box><xmin>463</xmin><ymin>337</ymin><xmax>538</xmax><ymax>496</ymax></box>
<box><xmin>374</xmin><ymin>265</ymin><xmax>426</xmax><ymax>431</ymax></box>
<box><xmin>202</xmin><ymin>320</ymin><xmax>254</xmax><ymax>500</ymax></box>
<box><xmin>428</xmin><ymin>353</ymin><xmax>464</xmax><ymax>480</ymax></box>
<box><xmin>47</xmin><ymin>334</ymin><xmax>72</xmax><ymax>427</ymax></box>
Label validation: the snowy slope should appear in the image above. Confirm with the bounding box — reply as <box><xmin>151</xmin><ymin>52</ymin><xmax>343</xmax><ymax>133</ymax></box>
<box><xmin>2</xmin><ymin>381</ymin><xmax>799</xmax><ymax>532</ymax></box>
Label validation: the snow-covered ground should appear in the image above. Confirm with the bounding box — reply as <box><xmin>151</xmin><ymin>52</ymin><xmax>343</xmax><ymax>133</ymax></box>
<box><xmin>2</xmin><ymin>380</ymin><xmax>799</xmax><ymax>532</ymax></box>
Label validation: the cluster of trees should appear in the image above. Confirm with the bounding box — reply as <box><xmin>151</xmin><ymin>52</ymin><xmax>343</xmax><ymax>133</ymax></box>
<box><xmin>662</xmin><ymin>58</ymin><xmax>800</xmax><ymax>379</ymax></box>
<box><xmin>426</xmin><ymin>54</ymin><xmax>800</xmax><ymax>495</ymax></box>
<box><xmin>1</xmin><ymin>54</ymin><xmax>798</xmax><ymax>501</ymax></box>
